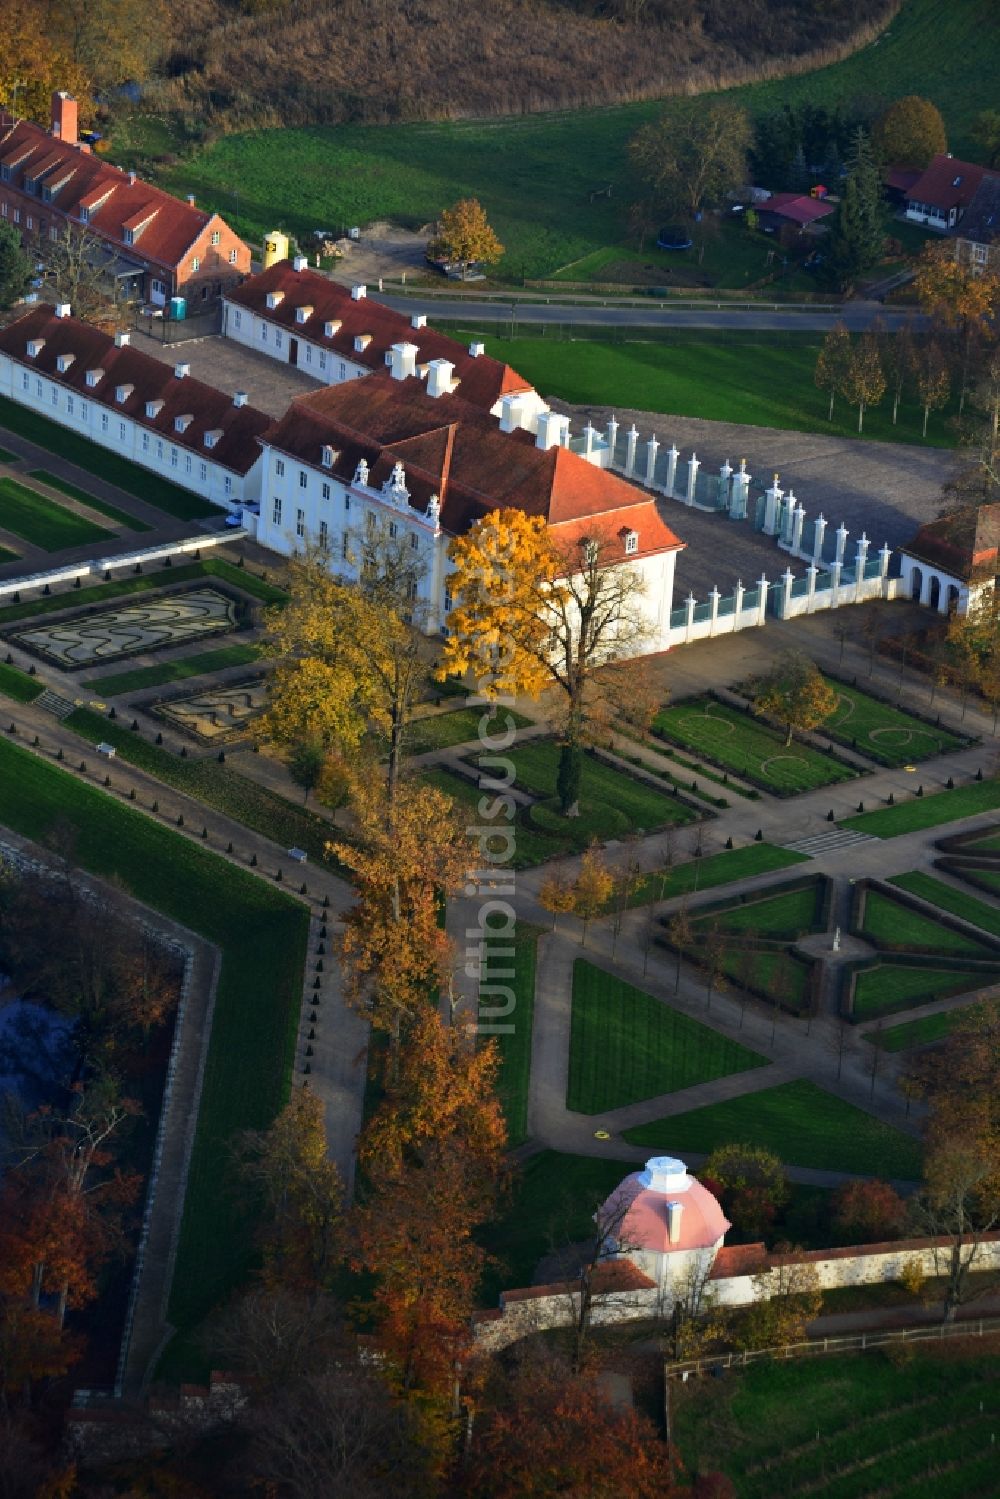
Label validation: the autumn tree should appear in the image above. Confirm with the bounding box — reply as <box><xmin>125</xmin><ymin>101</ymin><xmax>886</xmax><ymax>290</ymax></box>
<box><xmin>701</xmin><ymin>1143</ymin><xmax>788</xmax><ymax>1240</ymax></box>
<box><xmin>205</xmin><ymin>1285</ymin><xmax>347</xmax><ymax>1396</ymax></box>
<box><xmin>629</xmin><ymin>101</ymin><xmax>753</xmax><ymax>223</ymax></box>
<box><xmin>32</xmin><ymin>222</ymin><xmax>130</xmax><ymax>330</ymax></box>
<box><xmin>440</xmin><ymin>508</ymin><xmax>649</xmax><ymax>813</ymax></box>
<box><xmin>538</xmin><ymin>865</ymin><xmax>577</xmax><ymax>931</ymax></box>
<box><xmin>736</xmin><ymin>1261</ymin><xmax>822</xmax><ymax>1348</ymax></box>
<box><xmin>0</xmin><ymin>1</ymin><xmax>89</xmax><ymax>124</ymax></box>
<box><xmin>666</xmin><ymin>904</ymin><xmax>693</xmax><ymax>992</ymax></box>
<box><xmin>873</xmin><ymin>95</ymin><xmax>947</xmax><ymax>169</ymax></box>
<box><xmin>874</xmin><ymin>316</ymin><xmax>914</xmax><ymax>427</ymax></box>
<box><xmin>751</xmin><ymin>653</ymin><xmax>837</xmax><ymax>746</ymax></box>
<box><xmin>572</xmin><ymin>845</ymin><xmax>615</xmax><ymax>945</ymax></box>
<box><xmin>830</xmin><ymin>1178</ymin><xmax>907</xmax><ymax>1244</ymax></box>
<box><xmin>429</xmin><ymin>198</ymin><xmax>504</xmax><ymax>278</ymax></box>
<box><xmin>914</xmin><ymin>243</ymin><xmax>1000</xmax><ymax>414</ymax></box>
<box><xmin>46</xmin><ymin>0</ymin><xmax>165</xmax><ymax>95</ymax></box>
<box><xmin>285</xmin><ymin>736</ymin><xmax>327</xmax><ymax>803</ymax></box>
<box><xmin>814</xmin><ymin>322</ymin><xmax>852</xmax><ymax>422</ymax></box>
<box><xmin>0</xmin><ymin>223</ymin><xmax>33</xmax><ymax>314</ymax></box>
<box><xmin>841</xmin><ymin>328</ymin><xmax>886</xmax><ymax>433</ymax></box>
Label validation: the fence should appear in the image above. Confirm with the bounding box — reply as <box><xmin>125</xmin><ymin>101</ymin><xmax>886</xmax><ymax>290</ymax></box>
<box><xmin>0</xmin><ymin>531</ymin><xmax>245</xmax><ymax>601</ymax></box>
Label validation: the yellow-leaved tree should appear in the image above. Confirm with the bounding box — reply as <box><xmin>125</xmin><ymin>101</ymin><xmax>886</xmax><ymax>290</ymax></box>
<box><xmin>439</xmin><ymin>508</ymin><xmax>649</xmax><ymax>814</ymax></box>
<box><xmin>429</xmin><ymin>198</ymin><xmax>504</xmax><ymax>279</ymax></box>
<box><xmin>751</xmin><ymin>653</ymin><xmax>837</xmax><ymax>747</ymax></box>
<box><xmin>914</xmin><ymin>244</ymin><xmax>1000</xmax><ymax>414</ymax></box>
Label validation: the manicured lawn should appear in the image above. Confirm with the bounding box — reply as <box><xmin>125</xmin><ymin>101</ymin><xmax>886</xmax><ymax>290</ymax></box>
<box><xmin>0</xmin><ymin>737</ymin><xmax>309</xmax><ymax>1359</ymax></box>
<box><xmin>869</xmin><ymin>1010</ymin><xmax>960</xmax><ymax>1052</ymax></box>
<box><xmin>406</xmin><ymin>704</ymin><xmax>531</xmax><ymax>756</ymax></box>
<box><xmin>421</xmin><ymin>767</ymin><xmax>557</xmax><ymax>868</ymax></box>
<box><xmin>823</xmin><ymin>677</ymin><xmax>968</xmax><ymax>765</ymax></box>
<box><xmin>567</xmin><ymin>960</ymin><xmax>765</xmax><ymax>1115</ymax></box>
<box><xmin>0</xmin><ymin>661</ymin><xmax>44</xmax><ymax>702</ymax></box>
<box><xmin>84</xmin><ymin>642</ymin><xmax>263</xmax><ymax>696</ymax></box>
<box><xmin>0</xmin><ymin>475</ymin><xmax>109</xmax><ymax>550</ymax></box>
<box><xmin>890</xmin><ymin>872</ymin><xmax>1000</xmax><ymax>939</ymax></box>
<box><xmin>841</xmin><ymin>780</ymin><xmax>1000</xmax><ymax>837</ymax></box>
<box><xmin>859</xmin><ymin>888</ymin><xmax>995</xmax><ymax>956</ymax></box>
<box><xmin>27</xmin><ymin>469</ymin><xmax>153</xmax><ymax>532</ymax></box>
<box><xmin>612</xmin><ymin>842</ymin><xmax>807</xmax><ymax>910</ymax></box>
<box><xmin>963</xmin><ymin>830</ymin><xmax>1000</xmax><ymax>853</ymax></box>
<box><xmin>623</xmin><ymin>1078</ymin><xmax>923</xmax><ymax>1177</ymax></box>
<box><xmin>0</xmin><ymin>558</ymin><xmax>285</xmax><ymax>627</ymax></box>
<box><xmin>674</xmin><ymin>1346</ymin><xmax>1000</xmax><ymax>1499</ymax></box>
<box><xmin>0</xmin><ymin>395</ymin><xmax>216</xmax><ymax>522</ymax></box>
<box><xmin>716</xmin><ymin>947</ymin><xmax>813</xmax><ymax>1012</ymax></box>
<box><xmin>653</xmin><ymin>698</ymin><xmax>855</xmax><ymax>796</ymax></box>
<box><xmin>65</xmin><ymin>706</ymin><xmax>337</xmax><ymax>863</ymax></box>
<box><xmin>851</xmin><ymin>961</ymin><xmax>996</xmax><ymax>1021</ymax></box>
<box><xmin>692</xmin><ymin>881</ymin><xmax>824</xmax><ymax>939</ymax></box>
<box><xmin>488</xmin><ymin>927</ymin><xmax>540</xmax><ymax>1148</ymax></box>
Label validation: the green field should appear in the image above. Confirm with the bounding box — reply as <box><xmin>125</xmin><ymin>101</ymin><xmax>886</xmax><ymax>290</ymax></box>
<box><xmin>675</xmin><ymin>1346</ymin><xmax>1000</xmax><ymax>1499</ymax></box>
<box><xmin>0</xmin><ymin>736</ymin><xmax>309</xmax><ymax>1363</ymax></box>
<box><xmin>154</xmin><ymin>0</ymin><xmax>999</xmax><ymax>281</ymax></box>
<box><xmin>869</xmin><ymin>1009</ymin><xmax>960</xmax><ymax>1051</ymax></box>
<box><xmin>0</xmin><ymin>661</ymin><xmax>44</xmax><ymax>702</ymax></box>
<box><xmin>841</xmin><ymin>780</ymin><xmax>1000</xmax><ymax>837</ymax></box>
<box><xmin>406</xmin><ymin>704</ymin><xmax>531</xmax><ymax>757</ymax></box>
<box><xmin>611</xmin><ymin>842</ymin><xmax>807</xmax><ymax>911</ymax></box>
<box><xmin>489</xmin><ymin>927</ymin><xmax>540</xmax><ymax>1148</ymax></box>
<box><xmin>692</xmin><ymin>881</ymin><xmax>824</xmax><ymax>939</ymax></box>
<box><xmin>890</xmin><ymin>872</ymin><xmax>1000</xmax><ymax>939</ymax></box>
<box><xmin>0</xmin><ymin>395</ymin><xmax>215</xmax><ymax>522</ymax></box>
<box><xmin>27</xmin><ymin>469</ymin><xmax>153</xmax><ymax>533</ymax></box>
<box><xmin>858</xmin><ymin>888</ymin><xmax>995</xmax><ymax>956</ymax></box>
<box><xmin>0</xmin><ymin>475</ymin><xmax>109</xmax><ymax>551</ymax></box>
<box><xmin>653</xmin><ymin>698</ymin><xmax>855</xmax><ymax>795</ymax></box>
<box><xmin>567</xmin><ymin>960</ymin><xmax>765</xmax><ymax>1114</ymax></box>
<box><xmin>824</xmin><ymin>678</ymin><xmax>968</xmax><ymax>765</ymax></box>
<box><xmin>851</xmin><ymin>961</ymin><xmax>994</xmax><ymax>1021</ymax></box>
<box><xmin>85</xmin><ymin>642</ymin><xmax>263</xmax><ymax>696</ymax></box>
<box><xmin>623</xmin><ymin>1078</ymin><xmax>923</xmax><ymax>1177</ymax></box>
<box><xmin>0</xmin><ymin>558</ymin><xmax>285</xmax><ymax>628</ymax></box>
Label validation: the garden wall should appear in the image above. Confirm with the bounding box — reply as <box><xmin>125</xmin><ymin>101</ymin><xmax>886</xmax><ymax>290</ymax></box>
<box><xmin>0</xmin><ymin>532</ymin><xmax>244</xmax><ymax>601</ymax></box>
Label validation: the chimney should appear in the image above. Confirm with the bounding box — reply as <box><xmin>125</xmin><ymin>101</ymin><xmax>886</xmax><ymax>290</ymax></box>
<box><xmin>293</xmin><ymin>255</ymin><xmax>308</xmax><ymax>272</ymax></box>
<box><xmin>665</xmin><ymin>1201</ymin><xmax>684</xmax><ymax>1245</ymax></box>
<box><xmin>389</xmin><ymin>342</ymin><xmax>418</xmax><ymax>381</ymax></box>
<box><xmin>187</xmin><ymin>194</ymin><xmax>196</xmax><ymax>206</ymax></box>
<box><xmin>114</xmin><ymin>331</ymin><xmax>130</xmax><ymax>348</ymax></box>
<box><xmin>535</xmin><ymin>410</ymin><xmax>568</xmax><ymax>451</ymax></box>
<box><xmin>128</xmin><ymin>171</ymin><xmax>137</xmax><ymax>186</ymax></box>
<box><xmin>233</xmin><ymin>391</ymin><xmax>248</xmax><ymax>407</ymax></box>
<box><xmin>55</xmin><ymin>303</ymin><xmax>71</xmax><ymax>319</ymax></box>
<box><xmin>51</xmin><ymin>92</ymin><xmax>78</xmax><ymax>147</ymax></box>
<box><xmin>469</xmin><ymin>340</ymin><xmax>485</xmax><ymax>357</ymax></box>
<box><xmin>410</xmin><ymin>313</ymin><xmax>427</xmax><ymax>329</ymax></box>
<box><xmin>174</xmin><ymin>361</ymin><xmax>190</xmax><ymax>379</ymax></box>
<box><xmin>426</xmin><ymin>359</ymin><xmax>454</xmax><ymax>398</ymax></box>
<box><xmin>499</xmin><ymin>392</ymin><xmax>529</xmax><ymax>433</ymax></box>
<box><xmin>351</xmin><ymin>284</ymin><xmax>367</xmax><ymax>301</ymax></box>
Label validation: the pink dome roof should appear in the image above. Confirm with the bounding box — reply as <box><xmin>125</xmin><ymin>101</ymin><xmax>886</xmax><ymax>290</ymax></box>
<box><xmin>599</xmin><ymin>1157</ymin><xmax>730</xmax><ymax>1255</ymax></box>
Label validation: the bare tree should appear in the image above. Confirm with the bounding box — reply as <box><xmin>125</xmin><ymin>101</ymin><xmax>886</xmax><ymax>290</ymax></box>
<box><xmin>30</xmin><ymin>221</ymin><xmax>129</xmax><ymax>330</ymax></box>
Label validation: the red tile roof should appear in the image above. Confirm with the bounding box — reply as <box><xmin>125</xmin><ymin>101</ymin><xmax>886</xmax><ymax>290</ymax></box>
<box><xmin>225</xmin><ymin>259</ymin><xmax>532</xmax><ymax>412</ymax></box>
<box><xmin>905</xmin><ymin>154</ymin><xmax>991</xmax><ymax>215</ymax></box>
<box><xmin>707</xmin><ymin>1243</ymin><xmax>768</xmax><ymax>1280</ymax></box>
<box><xmin>904</xmin><ymin>503</ymin><xmax>1000</xmax><ymax>584</ymax></box>
<box><xmin>763</xmin><ymin>193</ymin><xmax>835</xmax><ymax>227</ymax></box>
<box><xmin>500</xmin><ymin>1259</ymin><xmax>657</xmax><ymax>1303</ymax></box>
<box><xmin>0</xmin><ymin>116</ymin><xmax>240</xmax><ymax>271</ymax></box>
<box><xmin>0</xmin><ymin>305</ymin><xmax>271</xmax><ymax>475</ymax></box>
<box><xmin>264</xmin><ymin>373</ymin><xmax>686</xmax><ymax>551</ymax></box>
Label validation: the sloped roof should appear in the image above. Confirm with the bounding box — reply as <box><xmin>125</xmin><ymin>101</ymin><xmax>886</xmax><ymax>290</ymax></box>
<box><xmin>0</xmin><ymin>305</ymin><xmax>271</xmax><ymax>475</ymax></box>
<box><xmin>0</xmin><ymin>116</ymin><xmax>238</xmax><ymax>269</ymax></box>
<box><xmin>264</xmin><ymin>373</ymin><xmax>686</xmax><ymax>551</ymax></box>
<box><xmin>224</xmin><ymin>259</ymin><xmax>533</xmax><ymax>412</ymax></box>
<box><xmin>904</xmin><ymin>504</ymin><xmax>1000</xmax><ymax>584</ymax></box>
<box><xmin>959</xmin><ymin>175</ymin><xmax>1000</xmax><ymax>246</ymax></box>
<box><xmin>763</xmin><ymin>193</ymin><xmax>835</xmax><ymax>226</ymax></box>
<box><xmin>905</xmin><ymin>154</ymin><xmax>990</xmax><ymax>214</ymax></box>
<box><xmin>599</xmin><ymin>1165</ymin><xmax>730</xmax><ymax>1255</ymax></box>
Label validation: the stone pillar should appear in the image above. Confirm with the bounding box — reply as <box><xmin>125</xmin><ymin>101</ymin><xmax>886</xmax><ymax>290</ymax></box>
<box><xmin>813</xmin><ymin>512</ymin><xmax>827</xmax><ymax>566</ymax></box>
<box><xmin>791</xmin><ymin>504</ymin><xmax>806</xmax><ymax>556</ymax></box>
<box><xmin>830</xmin><ymin>560</ymin><xmax>842</xmax><ymax>606</ymax></box>
<box><xmin>807</xmin><ymin>563</ymin><xmax>818</xmax><ymax>610</ymax></box>
<box><xmin>855</xmin><ymin>532</ymin><xmax>870</xmax><ymax>600</ymax></box>
<box><xmin>709</xmin><ymin>586</ymin><xmax>720</xmax><ymax>634</ymax></box>
<box><xmin>719</xmin><ymin>459</ymin><xmax>733</xmax><ymax>510</ymax></box>
<box><xmin>879</xmin><ymin>543</ymin><xmax>891</xmax><ymax>579</ymax></box>
<box><xmin>763</xmin><ymin>474</ymin><xmax>783</xmax><ymax>536</ymax></box>
<box><xmin>583</xmin><ymin>422</ymin><xmax>595</xmax><ymax>460</ymax></box>
<box><xmin>645</xmin><ymin>434</ymin><xmax>659</xmax><ymax>487</ymax></box>
<box><xmin>685</xmin><ymin>593</ymin><xmax>696</xmax><ymax>642</ymax></box>
<box><xmin>835</xmin><ymin>523</ymin><xmax>848</xmax><ymax>568</ymax></box>
<box><xmin>625</xmin><ymin>424</ymin><xmax>639</xmax><ymax>478</ymax></box>
<box><xmin>606</xmin><ymin>415</ymin><xmax>618</xmax><ymax>468</ymax></box>
<box><xmin>757</xmin><ymin>573</ymin><xmax>769</xmax><ymax>627</ymax></box>
<box><xmin>685</xmin><ymin>453</ymin><xmax>700</xmax><ymax>505</ymax></box>
<box><xmin>734</xmin><ymin>578</ymin><xmax>745</xmax><ymax>620</ymax></box>
<box><xmin>665</xmin><ymin>444</ymin><xmax>679</xmax><ymax>497</ymax></box>
<box><xmin>781</xmin><ymin>488</ymin><xmax>797</xmax><ymax>545</ymax></box>
<box><xmin>781</xmin><ymin>568</ymin><xmax>795</xmax><ymax>618</ymax></box>
<box><xmin>731</xmin><ymin>462</ymin><xmax>750</xmax><ymax>522</ymax></box>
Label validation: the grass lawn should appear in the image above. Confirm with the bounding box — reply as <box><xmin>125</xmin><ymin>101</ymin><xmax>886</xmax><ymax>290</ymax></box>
<box><xmin>869</xmin><ymin>1009</ymin><xmax>961</xmax><ymax>1052</ymax></box>
<box><xmin>421</xmin><ymin>766</ymin><xmax>557</xmax><ymax>868</ymax></box>
<box><xmin>0</xmin><ymin>736</ymin><xmax>309</xmax><ymax>1363</ymax></box>
<box><xmin>823</xmin><ymin>677</ymin><xmax>968</xmax><ymax>765</ymax></box>
<box><xmin>674</xmin><ymin>1346</ymin><xmax>1000</xmax><ymax>1499</ymax></box>
<box><xmin>406</xmin><ymin>704</ymin><xmax>531</xmax><ymax>756</ymax></box>
<box><xmin>567</xmin><ymin>960</ymin><xmax>765</xmax><ymax>1114</ymax></box>
<box><xmin>859</xmin><ymin>888</ymin><xmax>995</xmax><ymax>956</ymax></box>
<box><xmin>0</xmin><ymin>558</ymin><xmax>285</xmax><ymax>628</ymax></box>
<box><xmin>623</xmin><ymin>1078</ymin><xmax>923</xmax><ymax>1177</ymax></box>
<box><xmin>653</xmin><ymin>698</ymin><xmax>855</xmax><ymax>796</ymax></box>
<box><xmin>963</xmin><ymin>830</ymin><xmax>1000</xmax><ymax>853</ymax></box>
<box><xmin>717</xmin><ymin>946</ymin><xmax>813</xmax><ymax>1012</ymax></box>
<box><xmin>890</xmin><ymin>872</ymin><xmax>1000</xmax><ymax>939</ymax></box>
<box><xmin>65</xmin><ymin>706</ymin><xmax>337</xmax><ymax>864</ymax></box>
<box><xmin>841</xmin><ymin>780</ymin><xmax>1000</xmax><ymax>837</ymax></box>
<box><xmin>155</xmin><ymin>0</ymin><xmax>998</xmax><ymax>281</ymax></box>
<box><xmin>612</xmin><ymin>842</ymin><xmax>807</xmax><ymax>910</ymax></box>
<box><xmin>0</xmin><ymin>661</ymin><xmax>44</xmax><ymax>702</ymax></box>
<box><xmin>0</xmin><ymin>475</ymin><xmax>109</xmax><ymax>550</ymax></box>
<box><xmin>84</xmin><ymin>642</ymin><xmax>263</xmax><ymax>696</ymax></box>
<box><xmin>488</xmin><ymin>926</ymin><xmax>540</xmax><ymax>1148</ymax></box>
<box><xmin>851</xmin><ymin>961</ymin><xmax>996</xmax><ymax>1022</ymax></box>
<box><xmin>0</xmin><ymin>395</ymin><xmax>216</xmax><ymax>522</ymax></box>
<box><xmin>692</xmin><ymin>881</ymin><xmax>824</xmax><ymax>939</ymax></box>
<box><xmin>27</xmin><ymin>469</ymin><xmax>153</xmax><ymax>533</ymax></box>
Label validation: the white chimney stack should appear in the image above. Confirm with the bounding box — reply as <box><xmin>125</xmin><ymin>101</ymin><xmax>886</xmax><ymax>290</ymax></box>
<box><xmin>426</xmin><ymin>359</ymin><xmax>455</xmax><ymax>398</ymax></box>
<box><xmin>666</xmin><ymin>1201</ymin><xmax>685</xmax><ymax>1245</ymax></box>
<box><xmin>128</xmin><ymin>171</ymin><xmax>137</xmax><ymax>186</ymax></box>
<box><xmin>186</xmin><ymin>193</ymin><xmax>195</xmax><ymax>206</ymax></box>
<box><xmin>351</xmin><ymin>284</ymin><xmax>367</xmax><ymax>301</ymax></box>
<box><xmin>55</xmin><ymin>303</ymin><xmax>71</xmax><ymax>319</ymax></box>
<box><xmin>469</xmin><ymin>340</ymin><xmax>485</xmax><ymax>357</ymax></box>
<box><xmin>390</xmin><ymin>342</ymin><xmax>419</xmax><ymax>381</ymax></box>
<box><xmin>114</xmin><ymin>330</ymin><xmax>130</xmax><ymax>348</ymax></box>
<box><xmin>233</xmin><ymin>390</ymin><xmax>248</xmax><ymax>407</ymax></box>
<box><xmin>293</xmin><ymin>255</ymin><xmax>308</xmax><ymax>272</ymax></box>
<box><xmin>410</xmin><ymin>312</ymin><xmax>427</xmax><ymax>329</ymax></box>
<box><xmin>174</xmin><ymin>361</ymin><xmax>190</xmax><ymax>379</ymax></box>
<box><xmin>535</xmin><ymin>410</ymin><xmax>569</xmax><ymax>451</ymax></box>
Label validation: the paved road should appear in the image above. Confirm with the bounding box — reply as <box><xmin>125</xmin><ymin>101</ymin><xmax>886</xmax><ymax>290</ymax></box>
<box><xmin>376</xmin><ymin>292</ymin><xmax>925</xmax><ymax>333</ymax></box>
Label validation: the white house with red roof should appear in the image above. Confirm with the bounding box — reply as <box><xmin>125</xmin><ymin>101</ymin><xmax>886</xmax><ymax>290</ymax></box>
<box><xmin>0</xmin><ymin>304</ymin><xmax>270</xmax><ymax>508</ymax></box>
<box><xmin>598</xmin><ymin>1156</ymin><xmax>731</xmax><ymax>1297</ymax></box>
<box><xmin>903</xmin><ymin>154</ymin><xmax>992</xmax><ymax>231</ymax></box>
<box><xmin>255</xmin><ymin>370</ymin><xmax>684</xmax><ymax>646</ymax></box>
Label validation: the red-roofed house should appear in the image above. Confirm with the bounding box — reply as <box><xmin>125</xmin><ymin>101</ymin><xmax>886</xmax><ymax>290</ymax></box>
<box><xmin>256</xmin><ymin>373</ymin><xmax>684</xmax><ymax>644</ymax></box>
<box><xmin>0</xmin><ymin>94</ymin><xmax>251</xmax><ymax>308</ymax></box>
<box><xmin>598</xmin><ymin>1156</ymin><xmax>730</xmax><ymax>1299</ymax></box>
<box><xmin>0</xmin><ymin>304</ymin><xmax>270</xmax><ymax>508</ymax></box>
<box><xmin>758</xmin><ymin>193</ymin><xmax>835</xmax><ymax>231</ymax></box>
<box><xmin>223</xmin><ymin>257</ymin><xmax>543</xmax><ymax>421</ymax></box>
<box><xmin>904</xmin><ymin>154</ymin><xmax>991</xmax><ymax>230</ymax></box>
<box><xmin>899</xmin><ymin>503</ymin><xmax>1000</xmax><ymax>615</ymax></box>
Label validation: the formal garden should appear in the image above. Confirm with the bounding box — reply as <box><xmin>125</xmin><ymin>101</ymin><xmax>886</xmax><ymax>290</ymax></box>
<box><xmin>651</xmin><ymin>696</ymin><xmax>857</xmax><ymax>795</ymax></box>
<box><xmin>12</xmin><ymin>586</ymin><xmax>245</xmax><ymax>669</ymax></box>
<box><xmin>0</xmin><ymin>474</ymin><xmax>111</xmax><ymax>552</ymax></box>
<box><xmin>819</xmin><ymin>674</ymin><xmax>970</xmax><ymax>766</ymax></box>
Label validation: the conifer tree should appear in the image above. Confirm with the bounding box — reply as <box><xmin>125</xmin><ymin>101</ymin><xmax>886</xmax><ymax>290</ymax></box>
<box><xmin>823</xmin><ymin>129</ymin><xmax>883</xmax><ymax>291</ymax></box>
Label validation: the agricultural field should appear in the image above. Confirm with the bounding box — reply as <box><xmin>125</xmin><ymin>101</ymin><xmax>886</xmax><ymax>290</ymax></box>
<box><xmin>623</xmin><ymin>1078</ymin><xmax>923</xmax><ymax>1177</ymax></box>
<box><xmin>653</xmin><ymin>697</ymin><xmax>855</xmax><ymax>795</ymax></box>
<box><xmin>841</xmin><ymin>780</ymin><xmax>1000</xmax><ymax>837</ymax></box>
<box><xmin>566</xmin><ymin>961</ymin><xmax>766</xmax><ymax>1114</ymax></box>
<box><xmin>0</xmin><ymin>475</ymin><xmax>109</xmax><ymax>551</ymax></box>
<box><xmin>675</xmin><ymin>1345</ymin><xmax>1000</xmax><ymax>1499</ymax></box>
<box><xmin>27</xmin><ymin>470</ymin><xmax>152</xmax><ymax>533</ymax></box>
<box><xmin>823</xmin><ymin>677</ymin><xmax>969</xmax><ymax>765</ymax></box>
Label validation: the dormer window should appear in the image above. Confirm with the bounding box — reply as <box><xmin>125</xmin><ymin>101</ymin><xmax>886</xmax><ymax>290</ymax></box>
<box><xmin>174</xmin><ymin>414</ymin><xmax>193</xmax><ymax>433</ymax></box>
<box><xmin>56</xmin><ymin>353</ymin><xmax>75</xmax><ymax>373</ymax></box>
<box><xmin>86</xmin><ymin>367</ymin><xmax>103</xmax><ymax>388</ymax></box>
<box><xmin>26</xmin><ymin>339</ymin><xmax>44</xmax><ymax>359</ymax></box>
<box><xmin>295</xmin><ymin>305</ymin><xmax>313</xmax><ymax>324</ymax></box>
<box><xmin>204</xmin><ymin>429</ymin><xmax>221</xmax><ymax>449</ymax></box>
<box><xmin>123</xmin><ymin>228</ymin><xmax>134</xmax><ymax>245</ymax></box>
<box><xmin>115</xmin><ymin>383</ymin><xmax>133</xmax><ymax>403</ymax></box>
<box><xmin>354</xmin><ymin>334</ymin><xmax>371</xmax><ymax>352</ymax></box>
<box><xmin>324</xmin><ymin>319</ymin><xmax>341</xmax><ymax>337</ymax></box>
<box><xmin>79</xmin><ymin>206</ymin><xmax>89</xmax><ymax>222</ymax></box>
<box><xmin>623</xmin><ymin>529</ymin><xmax>639</xmax><ymax>555</ymax></box>
<box><xmin>321</xmin><ymin>444</ymin><xmax>338</xmax><ymax>468</ymax></box>
<box><xmin>266</xmin><ymin>291</ymin><xmax>284</xmax><ymax>310</ymax></box>
<box><xmin>145</xmin><ymin>399</ymin><xmax>164</xmax><ymax>418</ymax></box>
